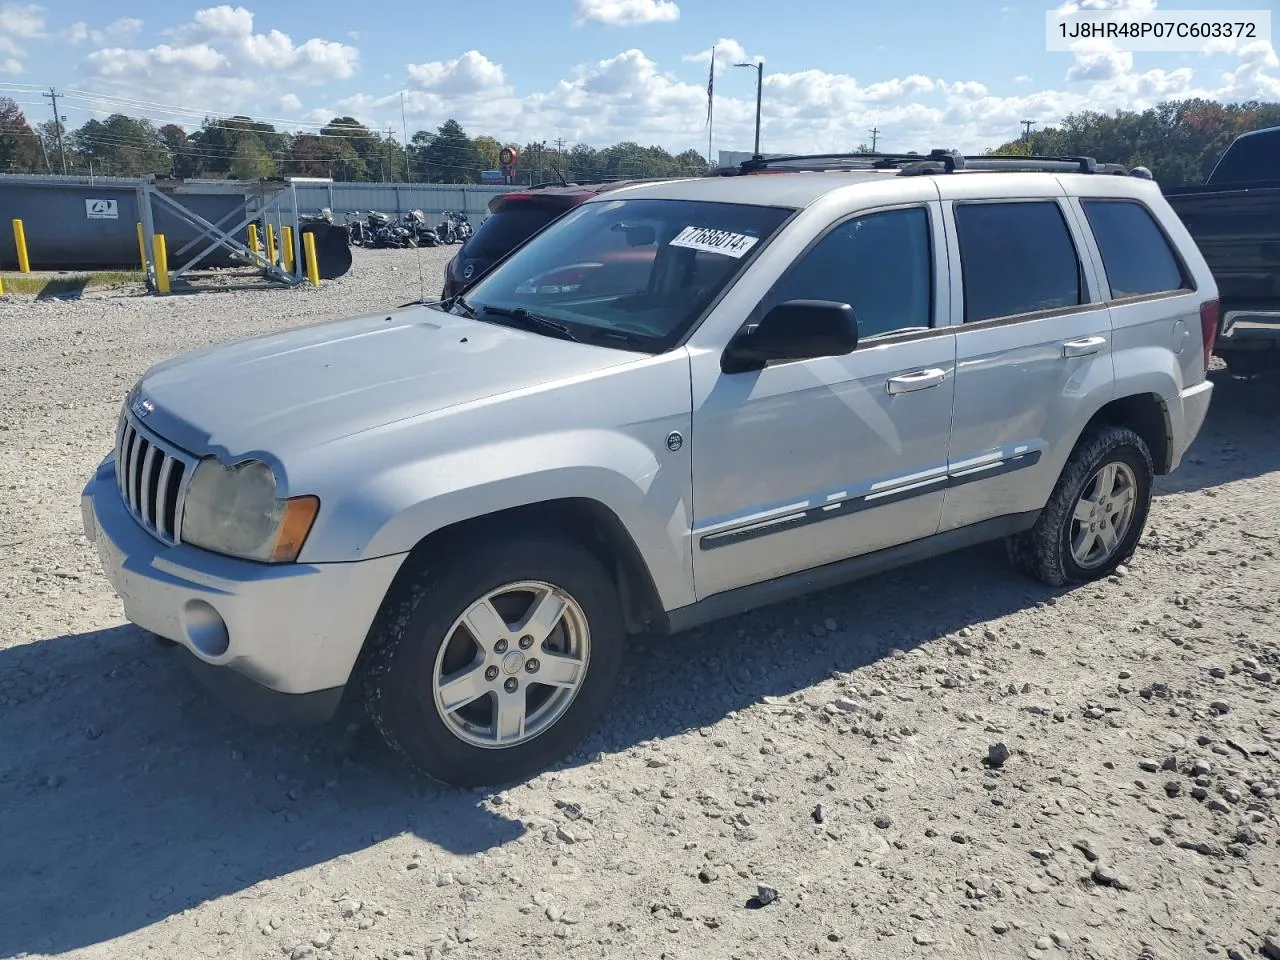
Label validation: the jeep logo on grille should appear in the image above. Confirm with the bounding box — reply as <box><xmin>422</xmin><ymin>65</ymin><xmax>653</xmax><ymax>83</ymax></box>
<box><xmin>131</xmin><ymin>396</ymin><xmax>155</xmax><ymax>419</ymax></box>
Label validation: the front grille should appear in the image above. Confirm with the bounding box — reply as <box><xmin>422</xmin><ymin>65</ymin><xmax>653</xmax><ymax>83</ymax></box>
<box><xmin>114</xmin><ymin>414</ymin><xmax>197</xmax><ymax>545</ymax></box>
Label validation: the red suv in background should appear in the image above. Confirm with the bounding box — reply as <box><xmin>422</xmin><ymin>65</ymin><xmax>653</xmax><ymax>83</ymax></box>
<box><xmin>440</xmin><ymin>178</ymin><xmax>686</xmax><ymax>300</ymax></box>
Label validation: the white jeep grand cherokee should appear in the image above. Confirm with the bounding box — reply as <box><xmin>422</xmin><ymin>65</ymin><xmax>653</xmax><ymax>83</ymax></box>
<box><xmin>82</xmin><ymin>151</ymin><xmax>1217</xmax><ymax>787</ymax></box>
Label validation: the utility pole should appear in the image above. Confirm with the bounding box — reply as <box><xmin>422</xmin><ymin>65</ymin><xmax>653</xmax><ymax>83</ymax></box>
<box><xmin>42</xmin><ymin>87</ymin><xmax>67</xmax><ymax>174</ymax></box>
<box><xmin>735</xmin><ymin>61</ymin><xmax>764</xmax><ymax>157</ymax></box>
<box><xmin>554</xmin><ymin>137</ymin><xmax>564</xmax><ymax>176</ymax></box>
<box><xmin>400</xmin><ymin>92</ymin><xmax>411</xmax><ymax>182</ymax></box>
<box><xmin>1021</xmin><ymin>119</ymin><xmax>1036</xmax><ymax>140</ymax></box>
<box><xmin>869</xmin><ymin>127</ymin><xmax>880</xmax><ymax>152</ymax></box>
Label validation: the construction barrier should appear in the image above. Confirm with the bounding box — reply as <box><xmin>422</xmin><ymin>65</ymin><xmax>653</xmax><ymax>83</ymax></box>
<box><xmin>152</xmin><ymin>234</ymin><xmax>170</xmax><ymax>294</ymax></box>
<box><xmin>302</xmin><ymin>231</ymin><xmax>320</xmax><ymax>286</ymax></box>
<box><xmin>12</xmin><ymin>219</ymin><xmax>30</xmax><ymax>273</ymax></box>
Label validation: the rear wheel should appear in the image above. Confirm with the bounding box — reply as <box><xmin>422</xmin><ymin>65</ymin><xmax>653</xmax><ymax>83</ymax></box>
<box><xmin>1006</xmin><ymin>425</ymin><xmax>1154</xmax><ymax>587</ymax></box>
<box><xmin>359</xmin><ymin>535</ymin><xmax>626</xmax><ymax>787</ymax></box>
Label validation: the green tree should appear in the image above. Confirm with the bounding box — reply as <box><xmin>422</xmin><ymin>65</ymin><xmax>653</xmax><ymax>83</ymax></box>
<box><xmin>472</xmin><ymin>134</ymin><xmax>502</xmax><ymax>172</ymax></box>
<box><xmin>70</xmin><ymin>114</ymin><xmax>171</xmax><ymax>176</ymax></box>
<box><xmin>983</xmin><ymin>99</ymin><xmax>1280</xmax><ymax>186</ymax></box>
<box><xmin>229</xmin><ymin>138</ymin><xmax>277</xmax><ymax>179</ymax></box>
<box><xmin>159</xmin><ymin>124</ymin><xmax>200</xmax><ymax>177</ymax></box>
<box><xmin>0</xmin><ymin>98</ymin><xmax>44</xmax><ymax>172</ymax></box>
<box><xmin>413</xmin><ymin>119</ymin><xmax>479</xmax><ymax>183</ymax></box>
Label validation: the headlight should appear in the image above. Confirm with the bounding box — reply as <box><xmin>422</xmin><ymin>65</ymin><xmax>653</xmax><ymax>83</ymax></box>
<box><xmin>181</xmin><ymin>457</ymin><xmax>319</xmax><ymax>563</ymax></box>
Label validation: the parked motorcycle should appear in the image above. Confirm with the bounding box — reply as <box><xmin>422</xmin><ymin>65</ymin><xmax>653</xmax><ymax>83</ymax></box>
<box><xmin>436</xmin><ymin>211</ymin><xmax>460</xmax><ymax>245</ymax></box>
<box><xmin>450</xmin><ymin>211</ymin><xmax>473</xmax><ymax>242</ymax></box>
<box><xmin>404</xmin><ymin>209</ymin><xmax>441</xmax><ymax>247</ymax></box>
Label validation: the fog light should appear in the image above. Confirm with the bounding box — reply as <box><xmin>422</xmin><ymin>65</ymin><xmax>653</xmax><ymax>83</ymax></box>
<box><xmin>182</xmin><ymin>599</ymin><xmax>230</xmax><ymax>657</ymax></box>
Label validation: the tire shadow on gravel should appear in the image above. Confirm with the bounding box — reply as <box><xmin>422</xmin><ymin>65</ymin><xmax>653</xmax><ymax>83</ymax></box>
<box><xmin>0</xmin><ymin>624</ymin><xmax>524</xmax><ymax>958</ymax></box>
<box><xmin>1154</xmin><ymin>369</ymin><xmax>1280</xmax><ymax>496</ymax></box>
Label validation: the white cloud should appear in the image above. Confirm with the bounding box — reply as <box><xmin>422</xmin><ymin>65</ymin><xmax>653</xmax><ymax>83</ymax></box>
<box><xmin>280</xmin><ymin>93</ymin><xmax>302</xmax><ymax>110</ymax></box>
<box><xmin>66</xmin><ymin>17</ymin><xmax>143</xmax><ymax>45</ymax></box>
<box><xmin>0</xmin><ymin>2</ymin><xmax>44</xmax><ymax>37</ymax></box>
<box><xmin>574</xmin><ymin>0</ymin><xmax>679</xmax><ymax>26</ymax></box>
<box><xmin>0</xmin><ymin>3</ymin><xmax>43</xmax><ymax>71</ymax></box>
<box><xmin>407</xmin><ymin>50</ymin><xmax>507</xmax><ymax>96</ymax></box>
<box><xmin>1014</xmin><ymin>74</ymin><xmax>1032</xmax><ymax>83</ymax></box>
<box><xmin>74</xmin><ymin>5</ymin><xmax>359</xmax><ymax>121</ymax></box>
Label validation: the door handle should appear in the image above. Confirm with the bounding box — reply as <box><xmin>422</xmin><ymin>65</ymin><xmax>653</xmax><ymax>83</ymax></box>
<box><xmin>1062</xmin><ymin>336</ymin><xmax>1107</xmax><ymax>358</ymax></box>
<box><xmin>886</xmin><ymin>368</ymin><xmax>947</xmax><ymax>395</ymax></box>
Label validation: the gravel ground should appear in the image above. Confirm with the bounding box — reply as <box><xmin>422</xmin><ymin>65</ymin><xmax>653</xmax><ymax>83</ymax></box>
<box><xmin>1</xmin><ymin>246</ymin><xmax>1278</xmax><ymax>960</ymax></box>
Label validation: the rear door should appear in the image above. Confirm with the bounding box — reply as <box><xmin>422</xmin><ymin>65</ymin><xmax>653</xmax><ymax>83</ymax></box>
<box><xmin>937</xmin><ymin>179</ymin><xmax>1116</xmax><ymax>532</ymax></box>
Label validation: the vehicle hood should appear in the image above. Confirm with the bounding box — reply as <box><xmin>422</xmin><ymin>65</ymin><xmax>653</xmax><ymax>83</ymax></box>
<box><xmin>133</xmin><ymin>304</ymin><xmax>636</xmax><ymax>459</ymax></box>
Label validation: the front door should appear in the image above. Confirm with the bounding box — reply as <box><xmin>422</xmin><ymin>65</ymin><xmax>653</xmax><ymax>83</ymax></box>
<box><xmin>690</xmin><ymin>201</ymin><xmax>958</xmax><ymax>599</ymax></box>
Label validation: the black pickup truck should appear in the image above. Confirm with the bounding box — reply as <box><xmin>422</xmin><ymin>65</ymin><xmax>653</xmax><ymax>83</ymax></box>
<box><xmin>1165</xmin><ymin>125</ymin><xmax>1280</xmax><ymax>376</ymax></box>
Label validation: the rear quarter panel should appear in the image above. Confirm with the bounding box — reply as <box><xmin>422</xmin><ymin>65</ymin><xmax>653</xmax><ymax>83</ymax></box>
<box><xmin>1067</xmin><ymin>177</ymin><xmax>1217</xmax><ymax>467</ymax></box>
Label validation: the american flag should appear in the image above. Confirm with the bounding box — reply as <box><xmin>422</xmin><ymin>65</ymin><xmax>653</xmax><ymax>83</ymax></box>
<box><xmin>706</xmin><ymin>47</ymin><xmax>715</xmax><ymax>125</ymax></box>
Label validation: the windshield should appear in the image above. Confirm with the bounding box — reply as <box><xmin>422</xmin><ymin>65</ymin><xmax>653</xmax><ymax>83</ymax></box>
<box><xmin>461</xmin><ymin>204</ymin><xmax>564</xmax><ymax>260</ymax></box>
<box><xmin>452</xmin><ymin>197</ymin><xmax>793</xmax><ymax>352</ymax></box>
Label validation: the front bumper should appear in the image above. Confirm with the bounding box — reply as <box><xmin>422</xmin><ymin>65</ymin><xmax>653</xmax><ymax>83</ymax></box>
<box><xmin>81</xmin><ymin>455</ymin><xmax>406</xmax><ymax>725</ymax></box>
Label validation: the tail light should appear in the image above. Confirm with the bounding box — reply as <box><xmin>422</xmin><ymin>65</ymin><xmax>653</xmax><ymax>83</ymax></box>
<box><xmin>1198</xmin><ymin>299</ymin><xmax>1219</xmax><ymax>373</ymax></box>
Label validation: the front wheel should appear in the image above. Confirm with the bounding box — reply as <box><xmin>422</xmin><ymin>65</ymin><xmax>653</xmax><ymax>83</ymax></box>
<box><xmin>1006</xmin><ymin>425</ymin><xmax>1154</xmax><ymax>587</ymax></box>
<box><xmin>359</xmin><ymin>535</ymin><xmax>626</xmax><ymax>787</ymax></box>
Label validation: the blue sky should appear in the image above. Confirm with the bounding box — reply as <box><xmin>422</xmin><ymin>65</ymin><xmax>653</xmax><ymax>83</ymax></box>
<box><xmin>1</xmin><ymin>0</ymin><xmax>1277</xmax><ymax>155</ymax></box>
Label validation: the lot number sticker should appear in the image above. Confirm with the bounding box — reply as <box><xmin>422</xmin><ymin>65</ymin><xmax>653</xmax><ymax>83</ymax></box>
<box><xmin>85</xmin><ymin>199</ymin><xmax>119</xmax><ymax>220</ymax></box>
<box><xmin>669</xmin><ymin>225</ymin><xmax>759</xmax><ymax>258</ymax></box>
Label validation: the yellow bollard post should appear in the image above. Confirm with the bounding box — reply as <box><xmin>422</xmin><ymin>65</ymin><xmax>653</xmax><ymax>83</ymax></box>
<box><xmin>0</xmin><ymin>273</ymin><xmax>5</xmax><ymax>297</ymax></box>
<box><xmin>12</xmin><ymin>219</ymin><xmax>31</xmax><ymax>273</ymax></box>
<box><xmin>302</xmin><ymin>231</ymin><xmax>320</xmax><ymax>286</ymax></box>
<box><xmin>136</xmin><ymin>222</ymin><xmax>148</xmax><ymax>270</ymax></box>
<box><xmin>152</xmin><ymin>234</ymin><xmax>171</xmax><ymax>295</ymax></box>
<box><xmin>266</xmin><ymin>223</ymin><xmax>278</xmax><ymax>265</ymax></box>
<box><xmin>247</xmin><ymin>223</ymin><xmax>260</xmax><ymax>259</ymax></box>
<box><xmin>282</xmin><ymin>226</ymin><xmax>295</xmax><ymax>272</ymax></box>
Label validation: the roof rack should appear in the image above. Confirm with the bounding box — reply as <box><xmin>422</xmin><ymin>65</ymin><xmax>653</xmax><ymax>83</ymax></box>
<box><xmin>719</xmin><ymin>150</ymin><xmax>964</xmax><ymax>175</ymax></box>
<box><xmin>720</xmin><ymin>150</ymin><xmax>1146</xmax><ymax>178</ymax></box>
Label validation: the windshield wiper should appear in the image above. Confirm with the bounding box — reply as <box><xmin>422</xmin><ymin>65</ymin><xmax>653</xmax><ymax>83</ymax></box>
<box><xmin>479</xmin><ymin>305</ymin><xmax>579</xmax><ymax>342</ymax></box>
<box><xmin>445</xmin><ymin>294</ymin><xmax>476</xmax><ymax>317</ymax></box>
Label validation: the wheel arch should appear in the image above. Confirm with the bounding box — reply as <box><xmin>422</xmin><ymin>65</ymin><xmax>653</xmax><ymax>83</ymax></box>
<box><xmin>365</xmin><ymin>498</ymin><xmax>670</xmax><ymax>650</ymax></box>
<box><xmin>1076</xmin><ymin>391</ymin><xmax>1172</xmax><ymax>474</ymax></box>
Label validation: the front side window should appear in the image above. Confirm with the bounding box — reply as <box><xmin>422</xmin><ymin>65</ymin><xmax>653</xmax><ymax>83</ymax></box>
<box><xmin>1081</xmin><ymin>199</ymin><xmax>1187</xmax><ymax>299</ymax></box>
<box><xmin>761</xmin><ymin>206</ymin><xmax>934</xmax><ymax>339</ymax></box>
<box><xmin>451</xmin><ymin>198</ymin><xmax>793</xmax><ymax>351</ymax></box>
<box><xmin>954</xmin><ymin>201</ymin><xmax>1083</xmax><ymax>323</ymax></box>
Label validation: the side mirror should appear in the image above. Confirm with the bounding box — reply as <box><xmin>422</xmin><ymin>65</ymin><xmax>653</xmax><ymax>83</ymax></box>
<box><xmin>721</xmin><ymin>299</ymin><xmax>859</xmax><ymax>373</ymax></box>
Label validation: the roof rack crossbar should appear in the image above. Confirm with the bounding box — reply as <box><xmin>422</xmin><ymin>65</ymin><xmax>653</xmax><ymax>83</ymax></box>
<box><xmin>733</xmin><ymin>150</ymin><xmax>965</xmax><ymax>175</ymax></box>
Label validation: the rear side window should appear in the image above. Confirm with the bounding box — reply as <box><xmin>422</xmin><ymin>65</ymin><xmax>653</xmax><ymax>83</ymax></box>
<box><xmin>462</xmin><ymin>204</ymin><xmax>564</xmax><ymax>260</ymax></box>
<box><xmin>954</xmin><ymin>201</ymin><xmax>1082</xmax><ymax>323</ymax></box>
<box><xmin>1081</xmin><ymin>199</ymin><xmax>1187</xmax><ymax>299</ymax></box>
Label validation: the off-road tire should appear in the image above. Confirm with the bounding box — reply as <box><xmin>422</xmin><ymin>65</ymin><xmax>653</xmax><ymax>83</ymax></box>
<box><xmin>358</xmin><ymin>535</ymin><xmax>626</xmax><ymax>788</ymax></box>
<box><xmin>1005</xmin><ymin>425</ymin><xmax>1154</xmax><ymax>587</ymax></box>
